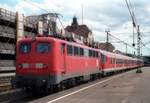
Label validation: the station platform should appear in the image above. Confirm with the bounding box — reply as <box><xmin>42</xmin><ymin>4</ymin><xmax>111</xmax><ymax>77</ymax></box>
<box><xmin>30</xmin><ymin>67</ymin><xmax>150</xmax><ymax>103</ymax></box>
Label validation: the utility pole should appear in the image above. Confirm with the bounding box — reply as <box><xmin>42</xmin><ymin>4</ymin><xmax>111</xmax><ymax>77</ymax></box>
<box><xmin>136</xmin><ymin>25</ymin><xmax>142</xmax><ymax>73</ymax></box>
<box><xmin>132</xmin><ymin>22</ymin><xmax>135</xmax><ymax>47</ymax></box>
<box><xmin>105</xmin><ymin>31</ymin><xmax>110</xmax><ymax>51</ymax></box>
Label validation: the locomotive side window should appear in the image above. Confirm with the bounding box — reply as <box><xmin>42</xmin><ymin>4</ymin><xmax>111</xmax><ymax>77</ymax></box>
<box><xmin>61</xmin><ymin>44</ymin><xmax>65</xmax><ymax>54</ymax></box>
<box><xmin>20</xmin><ymin>43</ymin><xmax>31</xmax><ymax>53</ymax></box>
<box><xmin>37</xmin><ymin>43</ymin><xmax>50</xmax><ymax>53</ymax></box>
<box><xmin>67</xmin><ymin>45</ymin><xmax>73</xmax><ymax>55</ymax></box>
<box><xmin>74</xmin><ymin>46</ymin><xmax>79</xmax><ymax>56</ymax></box>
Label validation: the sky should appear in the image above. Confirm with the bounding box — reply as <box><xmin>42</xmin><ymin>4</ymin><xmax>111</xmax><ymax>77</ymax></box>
<box><xmin>0</xmin><ymin>0</ymin><xmax>150</xmax><ymax>56</ymax></box>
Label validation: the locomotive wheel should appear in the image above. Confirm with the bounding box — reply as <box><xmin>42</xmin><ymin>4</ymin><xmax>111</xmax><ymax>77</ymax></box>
<box><xmin>43</xmin><ymin>84</ymin><xmax>49</xmax><ymax>95</ymax></box>
<box><xmin>52</xmin><ymin>84</ymin><xmax>61</xmax><ymax>93</ymax></box>
<box><xmin>29</xmin><ymin>86</ymin><xmax>47</xmax><ymax>95</ymax></box>
<box><xmin>25</xmin><ymin>87</ymin><xmax>33</xmax><ymax>95</ymax></box>
<box><xmin>75</xmin><ymin>77</ymin><xmax>82</xmax><ymax>85</ymax></box>
<box><xmin>64</xmin><ymin>78</ymin><xmax>75</xmax><ymax>89</ymax></box>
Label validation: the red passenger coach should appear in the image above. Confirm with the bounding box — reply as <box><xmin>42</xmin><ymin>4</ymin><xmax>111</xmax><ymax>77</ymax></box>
<box><xmin>100</xmin><ymin>50</ymin><xmax>143</xmax><ymax>75</ymax></box>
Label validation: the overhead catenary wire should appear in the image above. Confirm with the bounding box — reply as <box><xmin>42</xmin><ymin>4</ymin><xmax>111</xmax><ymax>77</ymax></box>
<box><xmin>128</xmin><ymin>0</ymin><xmax>138</xmax><ymax>26</ymax></box>
<box><xmin>107</xmin><ymin>32</ymin><xmax>137</xmax><ymax>51</ymax></box>
<box><xmin>128</xmin><ymin>0</ymin><xmax>137</xmax><ymax>46</ymax></box>
<box><xmin>110</xmin><ymin>31</ymin><xmax>150</xmax><ymax>35</ymax></box>
<box><xmin>125</xmin><ymin>0</ymin><xmax>136</xmax><ymax>27</ymax></box>
<box><xmin>140</xmin><ymin>42</ymin><xmax>150</xmax><ymax>53</ymax></box>
<box><xmin>124</xmin><ymin>0</ymin><xmax>139</xmax><ymax>47</ymax></box>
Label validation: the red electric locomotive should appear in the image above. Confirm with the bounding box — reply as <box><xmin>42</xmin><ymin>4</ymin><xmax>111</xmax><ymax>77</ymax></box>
<box><xmin>12</xmin><ymin>36</ymin><xmax>101</xmax><ymax>93</ymax></box>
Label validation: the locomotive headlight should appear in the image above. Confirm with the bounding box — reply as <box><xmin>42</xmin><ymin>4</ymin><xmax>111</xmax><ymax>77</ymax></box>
<box><xmin>22</xmin><ymin>63</ymin><xmax>29</xmax><ymax>68</ymax></box>
<box><xmin>35</xmin><ymin>63</ymin><xmax>47</xmax><ymax>69</ymax></box>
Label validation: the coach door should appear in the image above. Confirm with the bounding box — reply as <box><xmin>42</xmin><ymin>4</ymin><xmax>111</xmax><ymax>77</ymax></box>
<box><xmin>61</xmin><ymin>43</ymin><xmax>66</xmax><ymax>74</ymax></box>
<box><xmin>101</xmin><ymin>53</ymin><xmax>106</xmax><ymax>70</ymax></box>
<box><xmin>99</xmin><ymin>52</ymin><xmax>102</xmax><ymax>70</ymax></box>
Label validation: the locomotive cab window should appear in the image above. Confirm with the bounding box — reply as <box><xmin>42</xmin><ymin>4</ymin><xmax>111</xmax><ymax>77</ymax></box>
<box><xmin>36</xmin><ymin>43</ymin><xmax>50</xmax><ymax>53</ymax></box>
<box><xmin>20</xmin><ymin>43</ymin><xmax>31</xmax><ymax>53</ymax></box>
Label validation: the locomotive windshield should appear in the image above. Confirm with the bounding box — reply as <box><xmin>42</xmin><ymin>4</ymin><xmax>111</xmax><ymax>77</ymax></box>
<box><xmin>36</xmin><ymin>43</ymin><xmax>50</xmax><ymax>53</ymax></box>
<box><xmin>20</xmin><ymin>43</ymin><xmax>31</xmax><ymax>53</ymax></box>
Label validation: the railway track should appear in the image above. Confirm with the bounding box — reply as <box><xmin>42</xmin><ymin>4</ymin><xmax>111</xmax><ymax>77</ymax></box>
<box><xmin>0</xmin><ymin>83</ymin><xmax>11</xmax><ymax>92</ymax></box>
<box><xmin>0</xmin><ymin>72</ymin><xmax>15</xmax><ymax>92</ymax></box>
<box><xmin>0</xmin><ymin>65</ymin><xmax>16</xmax><ymax>92</ymax></box>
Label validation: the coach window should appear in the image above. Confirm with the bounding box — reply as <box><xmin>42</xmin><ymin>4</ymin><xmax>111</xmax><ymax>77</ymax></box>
<box><xmin>67</xmin><ymin>45</ymin><xmax>73</xmax><ymax>55</ymax></box>
<box><xmin>92</xmin><ymin>50</ymin><xmax>95</xmax><ymax>57</ymax></box>
<box><xmin>101</xmin><ymin>54</ymin><xmax>106</xmax><ymax>64</ymax></box>
<box><xmin>94</xmin><ymin>51</ymin><xmax>96</xmax><ymax>57</ymax></box>
<box><xmin>113</xmin><ymin>58</ymin><xmax>115</xmax><ymax>64</ymax></box>
<box><xmin>110</xmin><ymin>58</ymin><xmax>113</xmax><ymax>64</ymax></box>
<box><xmin>20</xmin><ymin>43</ymin><xmax>31</xmax><ymax>53</ymax></box>
<box><xmin>89</xmin><ymin>50</ymin><xmax>92</xmax><ymax>57</ymax></box>
<box><xmin>80</xmin><ymin>48</ymin><xmax>84</xmax><ymax>56</ymax></box>
<box><xmin>120</xmin><ymin>59</ymin><xmax>122</xmax><ymax>64</ymax></box>
<box><xmin>118</xmin><ymin>59</ymin><xmax>120</xmax><ymax>64</ymax></box>
<box><xmin>84</xmin><ymin>49</ymin><xmax>89</xmax><ymax>57</ymax></box>
<box><xmin>118</xmin><ymin>59</ymin><xmax>121</xmax><ymax>64</ymax></box>
<box><xmin>119</xmin><ymin>59</ymin><xmax>121</xmax><ymax>64</ymax></box>
<box><xmin>95</xmin><ymin>51</ymin><xmax>98</xmax><ymax>57</ymax></box>
<box><xmin>37</xmin><ymin>43</ymin><xmax>50</xmax><ymax>53</ymax></box>
<box><xmin>116</xmin><ymin>59</ymin><xmax>119</xmax><ymax>64</ymax></box>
